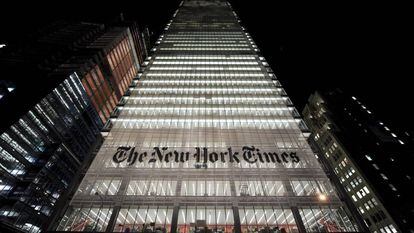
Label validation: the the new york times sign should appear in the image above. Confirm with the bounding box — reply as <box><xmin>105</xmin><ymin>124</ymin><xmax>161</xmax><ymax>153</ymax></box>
<box><xmin>112</xmin><ymin>146</ymin><xmax>300</xmax><ymax>166</ymax></box>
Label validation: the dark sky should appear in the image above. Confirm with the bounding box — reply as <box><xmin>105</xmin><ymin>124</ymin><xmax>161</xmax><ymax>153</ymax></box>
<box><xmin>1</xmin><ymin>1</ymin><xmax>412</xmax><ymax>131</ymax></box>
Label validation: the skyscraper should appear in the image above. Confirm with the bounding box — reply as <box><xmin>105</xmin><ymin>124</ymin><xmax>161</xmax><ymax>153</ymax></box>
<box><xmin>0</xmin><ymin>21</ymin><xmax>146</xmax><ymax>232</ymax></box>
<box><xmin>303</xmin><ymin>89</ymin><xmax>412</xmax><ymax>233</ymax></box>
<box><xmin>55</xmin><ymin>1</ymin><xmax>363</xmax><ymax>232</ymax></box>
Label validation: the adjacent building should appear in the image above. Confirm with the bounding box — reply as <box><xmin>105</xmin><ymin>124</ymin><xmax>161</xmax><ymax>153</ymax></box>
<box><xmin>0</xmin><ymin>20</ymin><xmax>147</xmax><ymax>232</ymax></box>
<box><xmin>302</xmin><ymin>89</ymin><xmax>413</xmax><ymax>233</ymax></box>
<box><xmin>54</xmin><ymin>1</ymin><xmax>364</xmax><ymax>233</ymax></box>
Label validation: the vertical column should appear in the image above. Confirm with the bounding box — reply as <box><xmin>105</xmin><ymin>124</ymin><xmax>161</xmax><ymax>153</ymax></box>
<box><xmin>176</xmin><ymin>176</ymin><xmax>182</xmax><ymax>196</ymax></box>
<box><xmin>282</xmin><ymin>179</ymin><xmax>294</xmax><ymax>195</ymax></box>
<box><xmin>230</xmin><ymin>176</ymin><xmax>242</xmax><ymax>233</ymax></box>
<box><xmin>283</xmin><ymin>179</ymin><xmax>306</xmax><ymax>232</ymax></box>
<box><xmin>172</xmin><ymin>176</ymin><xmax>182</xmax><ymax>233</ymax></box>
<box><xmin>229</xmin><ymin>176</ymin><xmax>237</xmax><ymax>197</ymax></box>
<box><xmin>106</xmin><ymin>177</ymin><xmax>128</xmax><ymax>232</ymax></box>
<box><xmin>171</xmin><ymin>204</ymin><xmax>180</xmax><ymax>233</ymax></box>
<box><xmin>291</xmin><ymin>207</ymin><xmax>306</xmax><ymax>233</ymax></box>
<box><xmin>232</xmin><ymin>206</ymin><xmax>242</xmax><ymax>233</ymax></box>
<box><xmin>106</xmin><ymin>206</ymin><xmax>120</xmax><ymax>233</ymax></box>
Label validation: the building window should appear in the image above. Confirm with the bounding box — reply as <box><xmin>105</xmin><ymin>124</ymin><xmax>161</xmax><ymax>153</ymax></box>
<box><xmin>365</xmin><ymin>155</ymin><xmax>373</xmax><ymax>161</ymax></box>
<box><xmin>127</xmin><ymin>180</ymin><xmax>177</xmax><ymax>196</ymax></box>
<box><xmin>239</xmin><ymin>207</ymin><xmax>296</xmax><ymax>233</ymax></box>
<box><xmin>291</xmin><ymin>180</ymin><xmax>333</xmax><ymax>196</ymax></box>
<box><xmin>352</xmin><ymin>195</ymin><xmax>358</xmax><ymax>202</ymax></box>
<box><xmin>114</xmin><ymin>206</ymin><xmax>174</xmax><ymax>233</ymax></box>
<box><xmin>234</xmin><ymin>180</ymin><xmax>285</xmax><ymax>196</ymax></box>
<box><xmin>299</xmin><ymin>207</ymin><xmax>357</xmax><ymax>232</ymax></box>
<box><xmin>0</xmin><ymin>179</ymin><xmax>13</xmax><ymax>193</ymax></box>
<box><xmin>181</xmin><ymin>180</ymin><xmax>230</xmax><ymax>196</ymax></box>
<box><xmin>57</xmin><ymin>207</ymin><xmax>113</xmax><ymax>232</ymax></box>
<box><xmin>77</xmin><ymin>179</ymin><xmax>121</xmax><ymax>196</ymax></box>
<box><xmin>178</xmin><ymin>206</ymin><xmax>234</xmax><ymax>233</ymax></box>
<box><xmin>1</xmin><ymin>132</ymin><xmax>35</xmax><ymax>163</ymax></box>
<box><xmin>388</xmin><ymin>224</ymin><xmax>398</xmax><ymax>233</ymax></box>
<box><xmin>389</xmin><ymin>184</ymin><xmax>397</xmax><ymax>192</ymax></box>
<box><xmin>0</xmin><ymin>146</ymin><xmax>26</xmax><ymax>176</ymax></box>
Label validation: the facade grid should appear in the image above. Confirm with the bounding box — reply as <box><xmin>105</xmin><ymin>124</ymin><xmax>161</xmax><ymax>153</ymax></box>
<box><xmin>56</xmin><ymin>1</ymin><xmax>362</xmax><ymax>232</ymax></box>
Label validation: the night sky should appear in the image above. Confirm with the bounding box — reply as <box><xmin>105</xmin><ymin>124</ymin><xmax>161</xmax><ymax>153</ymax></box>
<box><xmin>1</xmin><ymin>1</ymin><xmax>412</xmax><ymax>131</ymax></box>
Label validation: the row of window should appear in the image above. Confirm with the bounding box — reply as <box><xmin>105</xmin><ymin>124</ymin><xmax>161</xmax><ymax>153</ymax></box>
<box><xmin>160</xmin><ymin>47</ymin><xmax>252</xmax><ymax>51</ymax></box>
<box><xmin>162</xmin><ymin>40</ymin><xmax>248</xmax><ymax>43</ymax></box>
<box><xmin>169</xmin><ymin>32</ymin><xmax>243</xmax><ymax>34</ymax></box>
<box><xmin>58</xmin><ymin>206</ymin><xmax>355</xmax><ymax>233</ymax></box>
<box><xmin>140</xmin><ymin>80</ymin><xmax>275</xmax><ymax>86</ymax></box>
<box><xmin>377</xmin><ymin>224</ymin><xmax>398</xmax><ymax>233</ymax></box>
<box><xmin>126</xmin><ymin>96</ymin><xmax>290</xmax><ymax>106</ymax></box>
<box><xmin>154</xmin><ymin>56</ymin><xmax>256</xmax><ymax>60</ymax></box>
<box><xmin>77</xmin><ymin>179</ymin><xmax>331</xmax><ymax>197</ymax></box>
<box><xmin>136</xmin><ymin>83</ymin><xmax>275</xmax><ymax>88</ymax></box>
<box><xmin>133</xmin><ymin>88</ymin><xmax>281</xmax><ymax>95</ymax></box>
<box><xmin>358</xmin><ymin>197</ymin><xmax>378</xmax><ymax>214</ymax></box>
<box><xmin>111</xmin><ymin>123</ymin><xmax>300</xmax><ymax>132</ymax></box>
<box><xmin>149</xmin><ymin>67</ymin><xmax>261</xmax><ymax>71</ymax></box>
<box><xmin>145</xmin><ymin>72</ymin><xmax>265</xmax><ymax>77</ymax></box>
<box><xmin>167</xmin><ymin>26</ymin><xmax>238</xmax><ymax>30</ymax></box>
<box><xmin>117</xmin><ymin>109</ymin><xmax>295</xmax><ymax>119</ymax></box>
<box><xmin>113</xmin><ymin>118</ymin><xmax>300</xmax><ymax>130</ymax></box>
<box><xmin>166</xmin><ymin>44</ymin><xmax>248</xmax><ymax>47</ymax></box>
<box><xmin>139</xmin><ymin>77</ymin><xmax>273</xmax><ymax>83</ymax></box>
<box><xmin>119</xmin><ymin>106</ymin><xmax>293</xmax><ymax>112</ymax></box>
<box><xmin>163</xmin><ymin>36</ymin><xmax>247</xmax><ymax>40</ymax></box>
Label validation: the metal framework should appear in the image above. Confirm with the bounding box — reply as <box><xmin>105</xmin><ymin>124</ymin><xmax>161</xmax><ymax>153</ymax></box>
<box><xmin>56</xmin><ymin>1</ymin><xmax>362</xmax><ymax>232</ymax></box>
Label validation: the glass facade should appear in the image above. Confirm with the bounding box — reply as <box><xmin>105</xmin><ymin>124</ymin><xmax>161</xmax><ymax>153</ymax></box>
<box><xmin>82</xmin><ymin>28</ymin><xmax>140</xmax><ymax>124</ymax></box>
<box><xmin>0</xmin><ymin>73</ymin><xmax>103</xmax><ymax>232</ymax></box>
<box><xmin>81</xmin><ymin>65</ymin><xmax>118</xmax><ymax>123</ymax></box>
<box><xmin>57</xmin><ymin>1</ymin><xmax>360</xmax><ymax>232</ymax></box>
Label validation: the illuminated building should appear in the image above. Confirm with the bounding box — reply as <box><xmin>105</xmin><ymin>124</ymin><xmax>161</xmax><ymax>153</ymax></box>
<box><xmin>55</xmin><ymin>1</ymin><xmax>363</xmax><ymax>232</ymax></box>
<box><xmin>303</xmin><ymin>90</ymin><xmax>412</xmax><ymax>232</ymax></box>
<box><xmin>0</xmin><ymin>21</ymin><xmax>145</xmax><ymax>232</ymax></box>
